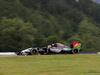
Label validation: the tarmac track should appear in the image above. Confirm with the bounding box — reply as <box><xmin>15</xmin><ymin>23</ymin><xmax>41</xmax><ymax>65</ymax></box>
<box><xmin>0</xmin><ymin>52</ymin><xmax>100</xmax><ymax>57</ymax></box>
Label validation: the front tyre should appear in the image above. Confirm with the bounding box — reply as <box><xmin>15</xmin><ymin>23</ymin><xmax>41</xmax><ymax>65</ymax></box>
<box><xmin>31</xmin><ymin>48</ymin><xmax>38</xmax><ymax>55</ymax></box>
<box><xmin>72</xmin><ymin>47</ymin><xmax>79</xmax><ymax>54</ymax></box>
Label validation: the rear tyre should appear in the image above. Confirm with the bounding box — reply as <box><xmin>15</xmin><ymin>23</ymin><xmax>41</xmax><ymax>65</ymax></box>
<box><xmin>31</xmin><ymin>48</ymin><xmax>38</xmax><ymax>55</ymax></box>
<box><xmin>72</xmin><ymin>47</ymin><xmax>79</xmax><ymax>54</ymax></box>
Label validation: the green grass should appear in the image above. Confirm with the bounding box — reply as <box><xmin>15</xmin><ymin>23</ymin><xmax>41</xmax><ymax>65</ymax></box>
<box><xmin>0</xmin><ymin>54</ymin><xmax>100</xmax><ymax>75</ymax></box>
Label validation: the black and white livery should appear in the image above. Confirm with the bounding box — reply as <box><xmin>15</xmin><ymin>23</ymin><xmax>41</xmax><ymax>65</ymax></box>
<box><xmin>17</xmin><ymin>43</ymin><xmax>81</xmax><ymax>55</ymax></box>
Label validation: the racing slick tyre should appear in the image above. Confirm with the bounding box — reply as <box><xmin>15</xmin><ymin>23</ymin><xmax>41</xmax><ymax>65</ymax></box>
<box><xmin>72</xmin><ymin>47</ymin><xmax>79</xmax><ymax>54</ymax></box>
<box><xmin>31</xmin><ymin>48</ymin><xmax>38</xmax><ymax>55</ymax></box>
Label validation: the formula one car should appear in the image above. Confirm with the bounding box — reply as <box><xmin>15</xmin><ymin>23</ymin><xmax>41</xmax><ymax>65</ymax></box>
<box><xmin>17</xmin><ymin>43</ymin><xmax>81</xmax><ymax>55</ymax></box>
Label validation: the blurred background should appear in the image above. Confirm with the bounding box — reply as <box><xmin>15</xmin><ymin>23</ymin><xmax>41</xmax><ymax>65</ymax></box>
<box><xmin>0</xmin><ymin>0</ymin><xmax>100</xmax><ymax>52</ymax></box>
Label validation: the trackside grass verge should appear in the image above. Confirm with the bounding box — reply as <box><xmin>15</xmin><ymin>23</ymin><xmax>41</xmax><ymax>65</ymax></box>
<box><xmin>0</xmin><ymin>54</ymin><xmax>100</xmax><ymax>75</ymax></box>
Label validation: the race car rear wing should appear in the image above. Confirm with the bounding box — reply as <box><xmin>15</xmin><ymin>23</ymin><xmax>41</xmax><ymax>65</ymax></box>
<box><xmin>70</xmin><ymin>43</ymin><xmax>81</xmax><ymax>50</ymax></box>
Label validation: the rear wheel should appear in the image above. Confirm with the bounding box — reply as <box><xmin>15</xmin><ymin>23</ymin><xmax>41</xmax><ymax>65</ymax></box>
<box><xmin>72</xmin><ymin>47</ymin><xmax>79</xmax><ymax>54</ymax></box>
<box><xmin>31</xmin><ymin>48</ymin><xmax>38</xmax><ymax>55</ymax></box>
